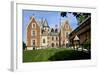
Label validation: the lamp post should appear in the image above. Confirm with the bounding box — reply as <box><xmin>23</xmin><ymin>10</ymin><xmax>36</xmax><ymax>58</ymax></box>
<box><xmin>73</xmin><ymin>35</ymin><xmax>80</xmax><ymax>50</ymax></box>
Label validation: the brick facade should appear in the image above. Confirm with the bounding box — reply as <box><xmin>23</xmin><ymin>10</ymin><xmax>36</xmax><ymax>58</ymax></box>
<box><xmin>26</xmin><ymin>16</ymin><xmax>72</xmax><ymax>50</ymax></box>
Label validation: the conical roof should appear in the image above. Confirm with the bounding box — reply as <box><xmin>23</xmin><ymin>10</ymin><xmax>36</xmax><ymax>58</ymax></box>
<box><xmin>42</xmin><ymin>18</ymin><xmax>49</xmax><ymax>27</ymax></box>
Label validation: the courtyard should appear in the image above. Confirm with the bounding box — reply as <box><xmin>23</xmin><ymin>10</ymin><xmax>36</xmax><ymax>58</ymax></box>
<box><xmin>23</xmin><ymin>48</ymin><xmax>91</xmax><ymax>62</ymax></box>
<box><xmin>22</xmin><ymin>10</ymin><xmax>91</xmax><ymax>63</ymax></box>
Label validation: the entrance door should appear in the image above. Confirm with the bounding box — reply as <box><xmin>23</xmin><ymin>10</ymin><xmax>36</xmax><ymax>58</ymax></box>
<box><xmin>33</xmin><ymin>40</ymin><xmax>35</xmax><ymax>50</ymax></box>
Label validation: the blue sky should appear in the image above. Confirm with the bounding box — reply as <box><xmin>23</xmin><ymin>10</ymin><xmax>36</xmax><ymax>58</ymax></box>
<box><xmin>22</xmin><ymin>10</ymin><xmax>78</xmax><ymax>43</ymax></box>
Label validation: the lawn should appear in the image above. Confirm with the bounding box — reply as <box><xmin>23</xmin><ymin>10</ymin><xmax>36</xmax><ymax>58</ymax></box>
<box><xmin>23</xmin><ymin>48</ymin><xmax>91</xmax><ymax>62</ymax></box>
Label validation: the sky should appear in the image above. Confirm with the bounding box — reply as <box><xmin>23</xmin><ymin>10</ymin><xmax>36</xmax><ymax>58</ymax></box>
<box><xmin>22</xmin><ymin>10</ymin><xmax>78</xmax><ymax>43</ymax></box>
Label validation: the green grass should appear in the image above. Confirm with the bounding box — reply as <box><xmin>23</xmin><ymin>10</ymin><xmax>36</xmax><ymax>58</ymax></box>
<box><xmin>23</xmin><ymin>48</ymin><xmax>91</xmax><ymax>62</ymax></box>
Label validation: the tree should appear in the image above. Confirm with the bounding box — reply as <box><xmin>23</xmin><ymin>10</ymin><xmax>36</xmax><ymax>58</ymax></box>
<box><xmin>23</xmin><ymin>42</ymin><xmax>26</xmax><ymax>50</ymax></box>
<box><xmin>60</xmin><ymin>12</ymin><xmax>91</xmax><ymax>25</ymax></box>
<box><xmin>61</xmin><ymin>12</ymin><xmax>67</xmax><ymax>17</ymax></box>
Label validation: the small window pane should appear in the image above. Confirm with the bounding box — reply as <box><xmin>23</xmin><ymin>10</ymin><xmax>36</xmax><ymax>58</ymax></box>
<box><xmin>43</xmin><ymin>39</ymin><xmax>45</xmax><ymax>43</ymax></box>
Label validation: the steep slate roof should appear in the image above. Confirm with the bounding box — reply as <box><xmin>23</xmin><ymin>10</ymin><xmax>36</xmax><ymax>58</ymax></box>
<box><xmin>50</xmin><ymin>28</ymin><xmax>59</xmax><ymax>36</ymax></box>
<box><xmin>42</xmin><ymin>18</ymin><xmax>49</xmax><ymax>28</ymax></box>
<box><xmin>30</xmin><ymin>17</ymin><xmax>49</xmax><ymax>28</ymax></box>
<box><xmin>35</xmin><ymin>19</ymin><xmax>42</xmax><ymax>26</ymax></box>
<box><xmin>27</xmin><ymin>16</ymin><xmax>66</xmax><ymax>36</ymax></box>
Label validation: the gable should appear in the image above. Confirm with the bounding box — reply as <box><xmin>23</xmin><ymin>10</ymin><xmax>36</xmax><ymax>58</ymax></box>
<box><xmin>27</xmin><ymin>17</ymin><xmax>40</xmax><ymax>31</ymax></box>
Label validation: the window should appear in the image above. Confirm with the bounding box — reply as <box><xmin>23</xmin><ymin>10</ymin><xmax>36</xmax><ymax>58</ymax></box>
<box><xmin>31</xmin><ymin>30</ymin><xmax>35</xmax><ymax>36</ymax></box>
<box><xmin>33</xmin><ymin>31</ymin><xmax>35</xmax><ymax>36</ymax></box>
<box><xmin>68</xmin><ymin>25</ymin><xmax>69</xmax><ymax>29</ymax></box>
<box><xmin>31</xmin><ymin>40</ymin><xmax>35</xmax><ymax>46</ymax></box>
<box><xmin>66</xmin><ymin>32</ymin><xmax>69</xmax><ymax>38</ymax></box>
<box><xmin>32</xmin><ymin>23</ymin><xmax>36</xmax><ymax>28</ymax></box>
<box><xmin>52</xmin><ymin>37</ymin><xmax>54</xmax><ymax>40</ymax></box>
<box><xmin>33</xmin><ymin>40</ymin><xmax>35</xmax><ymax>46</ymax></box>
<box><xmin>47</xmin><ymin>37</ymin><xmax>49</xmax><ymax>39</ymax></box>
<box><xmin>41</xmin><ymin>29</ymin><xmax>44</xmax><ymax>34</ymax></box>
<box><xmin>43</xmin><ymin>39</ymin><xmax>45</xmax><ymax>43</ymax></box>
<box><xmin>56</xmin><ymin>43</ymin><xmax>58</xmax><ymax>47</ymax></box>
<box><xmin>56</xmin><ymin>37</ymin><xmax>58</xmax><ymax>40</ymax></box>
<box><xmin>52</xmin><ymin>43</ymin><xmax>54</xmax><ymax>47</ymax></box>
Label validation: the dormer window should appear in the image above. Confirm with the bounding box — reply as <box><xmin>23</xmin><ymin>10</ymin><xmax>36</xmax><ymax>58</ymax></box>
<box><xmin>55</xmin><ymin>29</ymin><xmax>58</xmax><ymax>32</ymax></box>
<box><xmin>51</xmin><ymin>28</ymin><xmax>54</xmax><ymax>32</ymax></box>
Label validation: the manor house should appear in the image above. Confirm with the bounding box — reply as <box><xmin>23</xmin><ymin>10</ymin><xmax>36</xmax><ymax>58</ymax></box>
<box><xmin>26</xmin><ymin>16</ymin><xmax>72</xmax><ymax>50</ymax></box>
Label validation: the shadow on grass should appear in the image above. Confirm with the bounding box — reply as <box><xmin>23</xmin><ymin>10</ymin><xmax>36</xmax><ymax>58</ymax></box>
<box><xmin>48</xmin><ymin>50</ymin><xmax>91</xmax><ymax>61</ymax></box>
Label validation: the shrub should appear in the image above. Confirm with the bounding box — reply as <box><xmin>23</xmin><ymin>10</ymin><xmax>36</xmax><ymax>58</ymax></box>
<box><xmin>23</xmin><ymin>42</ymin><xmax>26</xmax><ymax>50</ymax></box>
